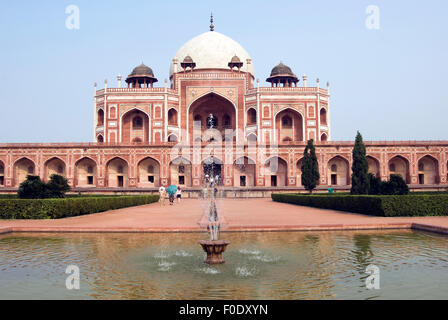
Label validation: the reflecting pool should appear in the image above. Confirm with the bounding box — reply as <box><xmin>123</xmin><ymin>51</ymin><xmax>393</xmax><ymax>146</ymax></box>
<box><xmin>0</xmin><ymin>230</ymin><xmax>447</xmax><ymax>299</ymax></box>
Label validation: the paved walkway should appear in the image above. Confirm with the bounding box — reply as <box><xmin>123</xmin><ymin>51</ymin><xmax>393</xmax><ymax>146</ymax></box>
<box><xmin>1</xmin><ymin>199</ymin><xmax>448</xmax><ymax>234</ymax></box>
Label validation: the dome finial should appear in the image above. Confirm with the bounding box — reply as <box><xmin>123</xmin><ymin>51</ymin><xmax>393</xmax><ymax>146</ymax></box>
<box><xmin>210</xmin><ymin>12</ymin><xmax>214</xmax><ymax>31</ymax></box>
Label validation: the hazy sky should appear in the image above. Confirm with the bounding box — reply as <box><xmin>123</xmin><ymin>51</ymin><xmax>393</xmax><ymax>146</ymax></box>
<box><xmin>0</xmin><ymin>0</ymin><xmax>447</xmax><ymax>142</ymax></box>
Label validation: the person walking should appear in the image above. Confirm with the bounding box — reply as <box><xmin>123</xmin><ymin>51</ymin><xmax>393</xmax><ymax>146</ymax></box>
<box><xmin>167</xmin><ymin>185</ymin><xmax>177</xmax><ymax>206</ymax></box>
<box><xmin>158</xmin><ymin>185</ymin><xmax>166</xmax><ymax>206</ymax></box>
<box><xmin>176</xmin><ymin>186</ymin><xmax>182</xmax><ymax>203</ymax></box>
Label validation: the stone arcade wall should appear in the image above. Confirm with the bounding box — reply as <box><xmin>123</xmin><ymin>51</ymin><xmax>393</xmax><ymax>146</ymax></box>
<box><xmin>0</xmin><ymin>141</ymin><xmax>447</xmax><ymax>196</ymax></box>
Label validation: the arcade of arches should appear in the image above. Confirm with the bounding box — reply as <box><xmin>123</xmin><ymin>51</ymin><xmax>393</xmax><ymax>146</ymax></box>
<box><xmin>1</xmin><ymin>150</ymin><xmax>447</xmax><ymax>189</ymax></box>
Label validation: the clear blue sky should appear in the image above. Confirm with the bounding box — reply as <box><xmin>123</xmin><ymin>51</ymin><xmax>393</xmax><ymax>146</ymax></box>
<box><xmin>0</xmin><ymin>0</ymin><xmax>447</xmax><ymax>142</ymax></box>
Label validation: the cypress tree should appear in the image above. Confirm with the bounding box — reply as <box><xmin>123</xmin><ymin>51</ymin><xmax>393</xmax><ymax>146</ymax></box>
<box><xmin>301</xmin><ymin>139</ymin><xmax>320</xmax><ymax>193</ymax></box>
<box><xmin>351</xmin><ymin>131</ymin><xmax>369</xmax><ymax>194</ymax></box>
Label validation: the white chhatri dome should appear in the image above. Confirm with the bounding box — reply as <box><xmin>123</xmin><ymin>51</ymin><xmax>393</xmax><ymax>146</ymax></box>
<box><xmin>170</xmin><ymin>31</ymin><xmax>255</xmax><ymax>77</ymax></box>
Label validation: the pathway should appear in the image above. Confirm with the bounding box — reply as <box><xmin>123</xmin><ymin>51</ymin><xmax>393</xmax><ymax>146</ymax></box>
<box><xmin>1</xmin><ymin>198</ymin><xmax>448</xmax><ymax>234</ymax></box>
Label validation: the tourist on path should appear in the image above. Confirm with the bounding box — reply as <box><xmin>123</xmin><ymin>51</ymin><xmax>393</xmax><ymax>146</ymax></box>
<box><xmin>176</xmin><ymin>186</ymin><xmax>182</xmax><ymax>203</ymax></box>
<box><xmin>158</xmin><ymin>185</ymin><xmax>166</xmax><ymax>206</ymax></box>
<box><xmin>167</xmin><ymin>185</ymin><xmax>177</xmax><ymax>206</ymax></box>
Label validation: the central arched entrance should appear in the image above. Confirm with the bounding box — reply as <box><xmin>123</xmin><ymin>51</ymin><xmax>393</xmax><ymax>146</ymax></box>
<box><xmin>203</xmin><ymin>156</ymin><xmax>223</xmax><ymax>185</ymax></box>
<box><xmin>189</xmin><ymin>93</ymin><xmax>236</xmax><ymax>144</ymax></box>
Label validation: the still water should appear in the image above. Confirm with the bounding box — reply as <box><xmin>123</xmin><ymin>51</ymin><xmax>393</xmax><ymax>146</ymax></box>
<box><xmin>0</xmin><ymin>230</ymin><xmax>447</xmax><ymax>299</ymax></box>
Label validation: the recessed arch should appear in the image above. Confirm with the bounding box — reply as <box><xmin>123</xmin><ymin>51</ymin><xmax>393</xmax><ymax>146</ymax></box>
<box><xmin>247</xmin><ymin>133</ymin><xmax>257</xmax><ymax>143</ymax></box>
<box><xmin>137</xmin><ymin>157</ymin><xmax>160</xmax><ymax>187</ymax></box>
<box><xmin>327</xmin><ymin>155</ymin><xmax>350</xmax><ymax>186</ymax></box>
<box><xmin>202</xmin><ymin>156</ymin><xmax>223</xmax><ymax>184</ymax></box>
<box><xmin>106</xmin><ymin>157</ymin><xmax>129</xmax><ymax>187</ymax></box>
<box><xmin>74</xmin><ymin>157</ymin><xmax>97</xmax><ymax>187</ymax></box>
<box><xmin>417</xmin><ymin>155</ymin><xmax>439</xmax><ymax>184</ymax></box>
<box><xmin>0</xmin><ymin>159</ymin><xmax>5</xmax><ymax>186</ymax></box>
<box><xmin>264</xmin><ymin>156</ymin><xmax>287</xmax><ymax>187</ymax></box>
<box><xmin>320</xmin><ymin>133</ymin><xmax>328</xmax><ymax>142</ymax></box>
<box><xmin>13</xmin><ymin>157</ymin><xmax>36</xmax><ymax>186</ymax></box>
<box><xmin>97</xmin><ymin>108</ymin><xmax>104</xmax><ymax>126</ymax></box>
<box><xmin>44</xmin><ymin>157</ymin><xmax>66</xmax><ymax>181</ymax></box>
<box><xmin>97</xmin><ymin>134</ymin><xmax>104</xmax><ymax>143</ymax></box>
<box><xmin>296</xmin><ymin>157</ymin><xmax>303</xmax><ymax>186</ymax></box>
<box><xmin>168</xmin><ymin>108</ymin><xmax>178</xmax><ymax>126</ymax></box>
<box><xmin>167</xmin><ymin>134</ymin><xmax>178</xmax><ymax>142</ymax></box>
<box><xmin>188</xmin><ymin>92</ymin><xmax>238</xmax><ymax>143</ymax></box>
<box><xmin>234</xmin><ymin>156</ymin><xmax>256</xmax><ymax>187</ymax></box>
<box><xmin>120</xmin><ymin>108</ymin><xmax>150</xmax><ymax>143</ymax></box>
<box><xmin>247</xmin><ymin>108</ymin><xmax>257</xmax><ymax>126</ymax></box>
<box><xmin>274</xmin><ymin>107</ymin><xmax>304</xmax><ymax>143</ymax></box>
<box><xmin>388</xmin><ymin>155</ymin><xmax>410</xmax><ymax>183</ymax></box>
<box><xmin>367</xmin><ymin>155</ymin><xmax>380</xmax><ymax>178</ymax></box>
<box><xmin>320</xmin><ymin>108</ymin><xmax>327</xmax><ymax>126</ymax></box>
<box><xmin>169</xmin><ymin>156</ymin><xmax>192</xmax><ymax>187</ymax></box>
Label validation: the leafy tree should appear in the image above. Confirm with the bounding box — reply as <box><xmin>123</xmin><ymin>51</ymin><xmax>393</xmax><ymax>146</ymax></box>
<box><xmin>351</xmin><ymin>131</ymin><xmax>369</xmax><ymax>194</ymax></box>
<box><xmin>18</xmin><ymin>175</ymin><xmax>47</xmax><ymax>199</ymax></box>
<box><xmin>381</xmin><ymin>174</ymin><xmax>409</xmax><ymax>195</ymax></box>
<box><xmin>301</xmin><ymin>139</ymin><xmax>320</xmax><ymax>193</ymax></box>
<box><xmin>47</xmin><ymin>174</ymin><xmax>70</xmax><ymax>198</ymax></box>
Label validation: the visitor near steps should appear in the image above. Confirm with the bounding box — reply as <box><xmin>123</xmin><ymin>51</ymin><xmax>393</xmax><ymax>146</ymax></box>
<box><xmin>158</xmin><ymin>185</ymin><xmax>166</xmax><ymax>206</ymax></box>
<box><xmin>176</xmin><ymin>187</ymin><xmax>182</xmax><ymax>203</ymax></box>
<box><xmin>167</xmin><ymin>185</ymin><xmax>178</xmax><ymax>205</ymax></box>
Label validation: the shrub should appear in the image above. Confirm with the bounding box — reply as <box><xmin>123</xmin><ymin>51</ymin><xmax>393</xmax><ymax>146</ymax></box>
<box><xmin>18</xmin><ymin>175</ymin><xmax>48</xmax><ymax>199</ymax></box>
<box><xmin>17</xmin><ymin>174</ymin><xmax>71</xmax><ymax>199</ymax></box>
<box><xmin>271</xmin><ymin>193</ymin><xmax>448</xmax><ymax>217</ymax></box>
<box><xmin>47</xmin><ymin>174</ymin><xmax>71</xmax><ymax>198</ymax></box>
<box><xmin>368</xmin><ymin>173</ymin><xmax>382</xmax><ymax>195</ymax></box>
<box><xmin>381</xmin><ymin>174</ymin><xmax>409</xmax><ymax>195</ymax></box>
<box><xmin>0</xmin><ymin>195</ymin><xmax>159</xmax><ymax>219</ymax></box>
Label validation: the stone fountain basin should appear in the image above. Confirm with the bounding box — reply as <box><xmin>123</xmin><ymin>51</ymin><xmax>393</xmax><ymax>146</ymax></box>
<box><xmin>198</xmin><ymin>240</ymin><xmax>231</xmax><ymax>264</ymax></box>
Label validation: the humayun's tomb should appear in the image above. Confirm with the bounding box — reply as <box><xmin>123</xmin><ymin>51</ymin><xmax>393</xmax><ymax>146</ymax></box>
<box><xmin>0</xmin><ymin>21</ymin><xmax>447</xmax><ymax>196</ymax></box>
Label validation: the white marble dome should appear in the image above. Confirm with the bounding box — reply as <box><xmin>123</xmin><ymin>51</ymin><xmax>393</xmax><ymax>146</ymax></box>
<box><xmin>169</xmin><ymin>31</ymin><xmax>255</xmax><ymax>77</ymax></box>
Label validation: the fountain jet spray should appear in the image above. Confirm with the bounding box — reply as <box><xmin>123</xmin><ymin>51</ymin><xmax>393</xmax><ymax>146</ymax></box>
<box><xmin>198</xmin><ymin>113</ymin><xmax>230</xmax><ymax>264</ymax></box>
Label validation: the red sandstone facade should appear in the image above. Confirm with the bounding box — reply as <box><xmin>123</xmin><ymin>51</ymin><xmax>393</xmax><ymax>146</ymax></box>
<box><xmin>0</xmin><ymin>29</ymin><xmax>447</xmax><ymax>193</ymax></box>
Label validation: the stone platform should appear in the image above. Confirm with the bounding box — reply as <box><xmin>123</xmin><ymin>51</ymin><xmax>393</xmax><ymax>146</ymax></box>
<box><xmin>0</xmin><ymin>199</ymin><xmax>448</xmax><ymax>235</ymax></box>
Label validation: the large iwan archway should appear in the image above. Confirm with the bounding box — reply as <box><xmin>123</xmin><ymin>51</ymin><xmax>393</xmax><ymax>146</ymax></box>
<box><xmin>121</xmin><ymin>109</ymin><xmax>149</xmax><ymax>143</ymax></box>
<box><xmin>188</xmin><ymin>93</ymin><xmax>236</xmax><ymax>144</ymax></box>
<box><xmin>275</xmin><ymin>109</ymin><xmax>303</xmax><ymax>143</ymax></box>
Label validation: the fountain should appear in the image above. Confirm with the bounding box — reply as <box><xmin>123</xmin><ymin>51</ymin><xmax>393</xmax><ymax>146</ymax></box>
<box><xmin>198</xmin><ymin>113</ymin><xmax>230</xmax><ymax>264</ymax></box>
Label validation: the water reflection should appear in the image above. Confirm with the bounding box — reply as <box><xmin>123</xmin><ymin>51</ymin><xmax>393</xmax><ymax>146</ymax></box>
<box><xmin>0</xmin><ymin>230</ymin><xmax>447</xmax><ymax>299</ymax></box>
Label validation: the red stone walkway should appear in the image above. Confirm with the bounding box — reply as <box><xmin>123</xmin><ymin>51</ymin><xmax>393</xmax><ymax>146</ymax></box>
<box><xmin>0</xmin><ymin>198</ymin><xmax>448</xmax><ymax>235</ymax></box>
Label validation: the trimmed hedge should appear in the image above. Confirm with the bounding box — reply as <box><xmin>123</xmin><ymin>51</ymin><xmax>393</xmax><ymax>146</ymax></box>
<box><xmin>0</xmin><ymin>195</ymin><xmax>159</xmax><ymax>219</ymax></box>
<box><xmin>272</xmin><ymin>193</ymin><xmax>448</xmax><ymax>217</ymax></box>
